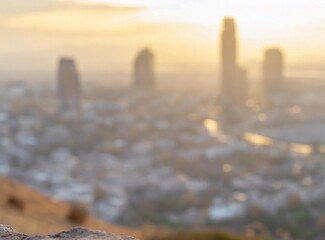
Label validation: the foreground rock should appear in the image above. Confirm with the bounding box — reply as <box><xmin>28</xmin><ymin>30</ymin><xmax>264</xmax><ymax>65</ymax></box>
<box><xmin>0</xmin><ymin>225</ymin><xmax>137</xmax><ymax>240</ymax></box>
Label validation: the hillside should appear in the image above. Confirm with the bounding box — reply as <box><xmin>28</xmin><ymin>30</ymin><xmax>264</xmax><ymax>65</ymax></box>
<box><xmin>0</xmin><ymin>176</ymin><xmax>256</xmax><ymax>240</ymax></box>
<box><xmin>0</xmin><ymin>176</ymin><xmax>140</xmax><ymax>238</ymax></box>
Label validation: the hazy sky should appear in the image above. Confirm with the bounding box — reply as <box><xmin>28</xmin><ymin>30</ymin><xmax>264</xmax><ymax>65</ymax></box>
<box><xmin>1</xmin><ymin>0</ymin><xmax>325</xmax><ymax>83</ymax></box>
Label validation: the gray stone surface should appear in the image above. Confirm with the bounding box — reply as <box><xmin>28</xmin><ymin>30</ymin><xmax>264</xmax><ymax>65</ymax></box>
<box><xmin>0</xmin><ymin>225</ymin><xmax>136</xmax><ymax>240</ymax></box>
<box><xmin>0</xmin><ymin>224</ymin><xmax>27</xmax><ymax>240</ymax></box>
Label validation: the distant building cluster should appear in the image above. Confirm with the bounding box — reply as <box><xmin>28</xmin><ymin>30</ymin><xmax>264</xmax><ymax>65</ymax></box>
<box><xmin>54</xmin><ymin>17</ymin><xmax>287</xmax><ymax>126</ymax></box>
<box><xmin>219</xmin><ymin>17</ymin><xmax>285</xmax><ymax>123</ymax></box>
<box><xmin>1</xmin><ymin>83</ymin><xmax>325</xmax><ymax>233</ymax></box>
<box><xmin>56</xmin><ymin>48</ymin><xmax>156</xmax><ymax>121</ymax></box>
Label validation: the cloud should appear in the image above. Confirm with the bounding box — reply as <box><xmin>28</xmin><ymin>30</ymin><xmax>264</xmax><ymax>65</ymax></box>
<box><xmin>60</xmin><ymin>0</ymin><xmax>144</xmax><ymax>12</ymax></box>
<box><xmin>1</xmin><ymin>0</ymin><xmax>61</xmax><ymax>14</ymax></box>
<box><xmin>1</xmin><ymin>0</ymin><xmax>143</xmax><ymax>14</ymax></box>
<box><xmin>0</xmin><ymin>0</ymin><xmax>144</xmax><ymax>31</ymax></box>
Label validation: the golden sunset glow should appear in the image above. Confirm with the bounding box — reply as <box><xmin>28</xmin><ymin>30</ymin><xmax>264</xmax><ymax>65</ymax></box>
<box><xmin>2</xmin><ymin>2</ymin><xmax>325</xmax><ymax>237</ymax></box>
<box><xmin>1</xmin><ymin>0</ymin><xmax>325</xmax><ymax>83</ymax></box>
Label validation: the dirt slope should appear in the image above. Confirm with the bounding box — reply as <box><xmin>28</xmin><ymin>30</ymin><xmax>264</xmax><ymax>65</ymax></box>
<box><xmin>0</xmin><ymin>176</ymin><xmax>141</xmax><ymax>238</ymax></box>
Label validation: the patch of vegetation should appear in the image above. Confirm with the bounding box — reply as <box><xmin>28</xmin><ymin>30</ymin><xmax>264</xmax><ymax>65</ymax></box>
<box><xmin>147</xmin><ymin>229</ymin><xmax>264</xmax><ymax>240</ymax></box>
<box><xmin>66</xmin><ymin>203</ymin><xmax>88</xmax><ymax>224</ymax></box>
<box><xmin>7</xmin><ymin>195</ymin><xmax>25</xmax><ymax>212</ymax></box>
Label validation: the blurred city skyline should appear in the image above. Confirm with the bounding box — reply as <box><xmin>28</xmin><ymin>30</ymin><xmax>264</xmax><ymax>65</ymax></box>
<box><xmin>2</xmin><ymin>2</ymin><xmax>325</xmax><ymax>238</ymax></box>
<box><xmin>1</xmin><ymin>0</ymin><xmax>325</xmax><ymax>85</ymax></box>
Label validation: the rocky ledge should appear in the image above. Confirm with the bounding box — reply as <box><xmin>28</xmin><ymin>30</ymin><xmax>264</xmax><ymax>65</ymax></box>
<box><xmin>0</xmin><ymin>225</ymin><xmax>137</xmax><ymax>240</ymax></box>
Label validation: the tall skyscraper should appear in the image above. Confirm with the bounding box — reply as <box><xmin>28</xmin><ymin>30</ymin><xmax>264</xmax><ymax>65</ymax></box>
<box><xmin>57</xmin><ymin>57</ymin><xmax>82</xmax><ymax>119</ymax></box>
<box><xmin>134</xmin><ymin>48</ymin><xmax>155</xmax><ymax>90</ymax></box>
<box><xmin>221</xmin><ymin>17</ymin><xmax>237</xmax><ymax>90</ymax></box>
<box><xmin>263</xmin><ymin>48</ymin><xmax>284</xmax><ymax>98</ymax></box>
<box><xmin>220</xmin><ymin>17</ymin><xmax>247</xmax><ymax>120</ymax></box>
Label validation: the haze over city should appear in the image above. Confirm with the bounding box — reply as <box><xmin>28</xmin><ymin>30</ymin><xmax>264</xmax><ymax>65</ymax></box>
<box><xmin>2</xmin><ymin>1</ymin><xmax>325</xmax><ymax>240</ymax></box>
<box><xmin>1</xmin><ymin>0</ymin><xmax>325</xmax><ymax>85</ymax></box>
